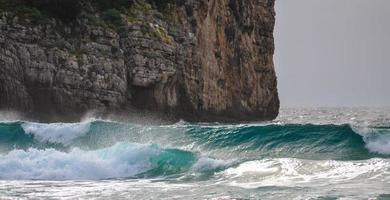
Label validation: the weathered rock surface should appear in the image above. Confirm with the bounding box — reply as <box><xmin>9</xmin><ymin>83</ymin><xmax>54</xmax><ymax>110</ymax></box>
<box><xmin>0</xmin><ymin>0</ymin><xmax>279</xmax><ymax>122</ymax></box>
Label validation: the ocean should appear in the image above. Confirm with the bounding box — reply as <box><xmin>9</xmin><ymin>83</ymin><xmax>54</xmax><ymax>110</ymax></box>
<box><xmin>0</xmin><ymin>108</ymin><xmax>389</xmax><ymax>199</ymax></box>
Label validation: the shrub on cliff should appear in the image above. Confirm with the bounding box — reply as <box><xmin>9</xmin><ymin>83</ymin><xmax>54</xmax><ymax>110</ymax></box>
<box><xmin>0</xmin><ymin>0</ymin><xmax>23</xmax><ymax>12</ymax></box>
<box><xmin>0</xmin><ymin>0</ymin><xmax>82</xmax><ymax>22</ymax></box>
<box><xmin>15</xmin><ymin>5</ymin><xmax>46</xmax><ymax>23</ymax></box>
<box><xmin>94</xmin><ymin>0</ymin><xmax>134</xmax><ymax>10</ymax></box>
<box><xmin>102</xmin><ymin>8</ymin><xmax>124</xmax><ymax>30</ymax></box>
<box><xmin>147</xmin><ymin>0</ymin><xmax>175</xmax><ymax>12</ymax></box>
<box><xmin>0</xmin><ymin>0</ymin><xmax>177</xmax><ymax>24</ymax></box>
<box><xmin>25</xmin><ymin>0</ymin><xmax>82</xmax><ymax>22</ymax></box>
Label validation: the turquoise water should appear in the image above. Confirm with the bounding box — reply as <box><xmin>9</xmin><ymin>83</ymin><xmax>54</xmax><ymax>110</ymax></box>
<box><xmin>0</xmin><ymin>108</ymin><xmax>389</xmax><ymax>199</ymax></box>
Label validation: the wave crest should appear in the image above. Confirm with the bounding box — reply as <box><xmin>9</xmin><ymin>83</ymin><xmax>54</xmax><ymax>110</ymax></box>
<box><xmin>1</xmin><ymin>121</ymin><xmax>390</xmax><ymax>161</ymax></box>
<box><xmin>0</xmin><ymin>143</ymin><xmax>201</xmax><ymax>180</ymax></box>
<box><xmin>352</xmin><ymin>126</ymin><xmax>390</xmax><ymax>154</ymax></box>
<box><xmin>22</xmin><ymin>122</ymin><xmax>91</xmax><ymax>145</ymax></box>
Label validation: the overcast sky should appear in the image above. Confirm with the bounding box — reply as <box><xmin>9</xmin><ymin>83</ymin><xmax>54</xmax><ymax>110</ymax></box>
<box><xmin>274</xmin><ymin>0</ymin><xmax>390</xmax><ymax>107</ymax></box>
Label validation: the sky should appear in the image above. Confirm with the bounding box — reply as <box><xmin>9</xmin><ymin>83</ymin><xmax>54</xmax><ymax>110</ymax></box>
<box><xmin>274</xmin><ymin>0</ymin><xmax>390</xmax><ymax>107</ymax></box>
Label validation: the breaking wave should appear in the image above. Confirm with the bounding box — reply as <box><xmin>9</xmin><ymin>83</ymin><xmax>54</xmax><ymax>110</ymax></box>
<box><xmin>0</xmin><ymin>120</ymin><xmax>389</xmax><ymax>180</ymax></box>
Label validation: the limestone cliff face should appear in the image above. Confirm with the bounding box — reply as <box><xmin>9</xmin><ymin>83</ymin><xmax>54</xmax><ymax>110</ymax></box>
<box><xmin>0</xmin><ymin>0</ymin><xmax>279</xmax><ymax>122</ymax></box>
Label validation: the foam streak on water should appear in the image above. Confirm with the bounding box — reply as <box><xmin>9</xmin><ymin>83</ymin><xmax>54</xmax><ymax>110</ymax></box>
<box><xmin>0</xmin><ymin>107</ymin><xmax>389</xmax><ymax>199</ymax></box>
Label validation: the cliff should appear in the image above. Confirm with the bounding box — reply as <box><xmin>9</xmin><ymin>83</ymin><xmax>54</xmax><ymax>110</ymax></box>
<box><xmin>0</xmin><ymin>0</ymin><xmax>279</xmax><ymax>122</ymax></box>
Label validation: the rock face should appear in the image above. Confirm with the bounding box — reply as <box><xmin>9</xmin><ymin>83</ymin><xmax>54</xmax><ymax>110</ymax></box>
<box><xmin>0</xmin><ymin>0</ymin><xmax>279</xmax><ymax>122</ymax></box>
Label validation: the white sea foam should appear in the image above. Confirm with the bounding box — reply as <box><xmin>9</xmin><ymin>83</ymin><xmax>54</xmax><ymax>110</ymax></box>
<box><xmin>223</xmin><ymin>160</ymin><xmax>281</xmax><ymax>178</ymax></box>
<box><xmin>0</xmin><ymin>143</ymin><xmax>167</xmax><ymax>180</ymax></box>
<box><xmin>365</xmin><ymin>136</ymin><xmax>390</xmax><ymax>155</ymax></box>
<box><xmin>352</xmin><ymin>126</ymin><xmax>390</xmax><ymax>154</ymax></box>
<box><xmin>0</xmin><ymin>140</ymin><xmax>241</xmax><ymax>180</ymax></box>
<box><xmin>218</xmin><ymin>158</ymin><xmax>390</xmax><ymax>189</ymax></box>
<box><xmin>21</xmin><ymin>122</ymin><xmax>91</xmax><ymax>145</ymax></box>
<box><xmin>191</xmin><ymin>157</ymin><xmax>233</xmax><ymax>172</ymax></box>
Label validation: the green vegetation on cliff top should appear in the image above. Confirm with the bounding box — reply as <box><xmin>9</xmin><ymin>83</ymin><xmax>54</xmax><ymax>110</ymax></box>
<box><xmin>0</xmin><ymin>0</ymin><xmax>176</xmax><ymax>44</ymax></box>
<box><xmin>0</xmin><ymin>0</ymin><xmax>176</xmax><ymax>22</ymax></box>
